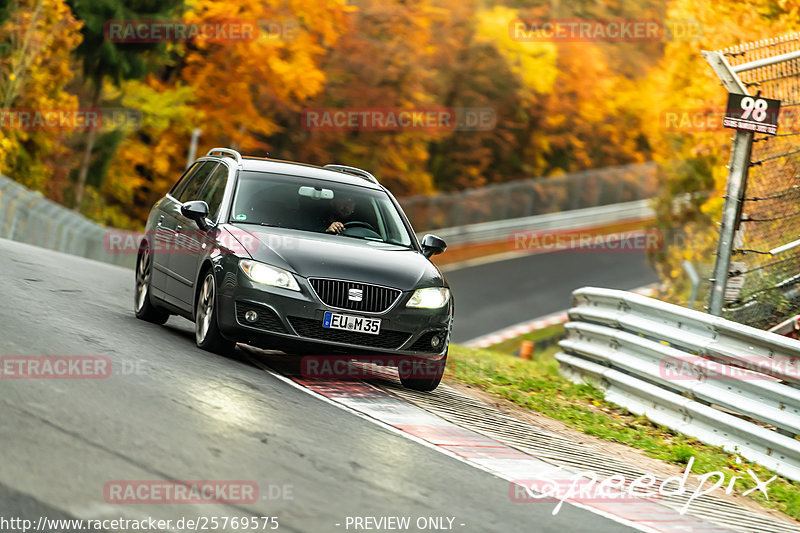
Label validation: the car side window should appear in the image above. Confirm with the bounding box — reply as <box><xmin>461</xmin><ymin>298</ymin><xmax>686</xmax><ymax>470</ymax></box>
<box><xmin>176</xmin><ymin>162</ymin><xmax>218</xmax><ymax>203</ymax></box>
<box><xmin>197</xmin><ymin>164</ymin><xmax>229</xmax><ymax>220</ymax></box>
<box><xmin>169</xmin><ymin>162</ymin><xmax>201</xmax><ymax>199</ymax></box>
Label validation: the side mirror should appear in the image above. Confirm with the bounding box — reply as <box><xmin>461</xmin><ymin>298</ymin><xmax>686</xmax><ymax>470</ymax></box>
<box><xmin>421</xmin><ymin>234</ymin><xmax>447</xmax><ymax>259</ymax></box>
<box><xmin>181</xmin><ymin>200</ymin><xmax>211</xmax><ymax>231</ymax></box>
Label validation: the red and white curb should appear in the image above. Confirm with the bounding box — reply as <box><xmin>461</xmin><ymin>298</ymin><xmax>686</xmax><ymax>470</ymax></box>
<box><xmin>462</xmin><ymin>284</ymin><xmax>659</xmax><ymax>350</ymax></box>
<box><xmin>259</xmin><ymin>366</ymin><xmax>732</xmax><ymax>533</ymax></box>
<box><xmin>462</xmin><ymin>311</ymin><xmax>568</xmax><ymax>349</ymax></box>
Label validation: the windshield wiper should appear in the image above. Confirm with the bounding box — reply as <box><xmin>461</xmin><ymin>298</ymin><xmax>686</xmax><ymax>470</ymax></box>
<box><xmin>232</xmin><ymin>221</ymin><xmax>280</xmax><ymax>228</ymax></box>
<box><xmin>340</xmin><ymin>234</ymin><xmax>411</xmax><ymax>248</ymax></box>
<box><xmin>339</xmin><ymin>234</ymin><xmax>376</xmax><ymax>242</ymax></box>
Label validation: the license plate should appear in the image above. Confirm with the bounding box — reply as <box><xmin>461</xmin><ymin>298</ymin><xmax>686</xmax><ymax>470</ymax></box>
<box><xmin>322</xmin><ymin>311</ymin><xmax>381</xmax><ymax>335</ymax></box>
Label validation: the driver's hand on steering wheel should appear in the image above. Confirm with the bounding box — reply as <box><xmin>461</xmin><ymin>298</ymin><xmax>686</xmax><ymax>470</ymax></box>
<box><xmin>326</xmin><ymin>221</ymin><xmax>345</xmax><ymax>234</ymax></box>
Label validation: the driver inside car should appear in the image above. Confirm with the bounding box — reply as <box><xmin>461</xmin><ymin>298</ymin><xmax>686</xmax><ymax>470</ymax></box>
<box><xmin>324</xmin><ymin>195</ymin><xmax>356</xmax><ymax>234</ymax></box>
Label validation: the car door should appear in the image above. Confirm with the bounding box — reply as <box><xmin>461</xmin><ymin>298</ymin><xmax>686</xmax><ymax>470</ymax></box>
<box><xmin>161</xmin><ymin>161</ymin><xmax>219</xmax><ymax>310</ymax></box>
<box><xmin>150</xmin><ymin>162</ymin><xmax>202</xmax><ymax>298</ymax></box>
<box><xmin>169</xmin><ymin>162</ymin><xmax>228</xmax><ymax>307</ymax></box>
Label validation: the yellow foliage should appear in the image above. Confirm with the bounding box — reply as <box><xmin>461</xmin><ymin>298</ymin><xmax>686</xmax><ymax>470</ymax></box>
<box><xmin>473</xmin><ymin>6</ymin><xmax>558</xmax><ymax>97</ymax></box>
<box><xmin>644</xmin><ymin>0</ymin><xmax>800</xmax><ymax>304</ymax></box>
<box><xmin>0</xmin><ymin>0</ymin><xmax>82</xmax><ymax>197</ymax></box>
<box><xmin>180</xmin><ymin>0</ymin><xmax>352</xmax><ymax>153</ymax></box>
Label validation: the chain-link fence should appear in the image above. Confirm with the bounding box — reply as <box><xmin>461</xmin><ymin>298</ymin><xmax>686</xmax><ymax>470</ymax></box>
<box><xmin>400</xmin><ymin>162</ymin><xmax>659</xmax><ymax>232</ymax></box>
<box><xmin>716</xmin><ymin>34</ymin><xmax>800</xmax><ymax>328</ymax></box>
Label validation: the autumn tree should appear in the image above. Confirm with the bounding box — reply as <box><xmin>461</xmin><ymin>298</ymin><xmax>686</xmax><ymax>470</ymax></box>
<box><xmin>66</xmin><ymin>0</ymin><xmax>182</xmax><ymax>211</ymax></box>
<box><xmin>175</xmin><ymin>0</ymin><xmax>352</xmax><ymax>152</ymax></box>
<box><xmin>91</xmin><ymin>0</ymin><xmax>352</xmax><ymax>228</ymax></box>
<box><xmin>0</xmin><ymin>0</ymin><xmax>82</xmax><ymax>197</ymax></box>
<box><xmin>273</xmin><ymin>0</ymin><xmax>455</xmax><ymax>196</ymax></box>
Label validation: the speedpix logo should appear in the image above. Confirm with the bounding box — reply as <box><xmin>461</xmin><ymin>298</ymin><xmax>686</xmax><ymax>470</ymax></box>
<box><xmin>510</xmin><ymin>457</ymin><xmax>776</xmax><ymax>515</ymax></box>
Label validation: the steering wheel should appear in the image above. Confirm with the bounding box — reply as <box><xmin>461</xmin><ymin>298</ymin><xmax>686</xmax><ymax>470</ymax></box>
<box><xmin>343</xmin><ymin>221</ymin><xmax>377</xmax><ymax>233</ymax></box>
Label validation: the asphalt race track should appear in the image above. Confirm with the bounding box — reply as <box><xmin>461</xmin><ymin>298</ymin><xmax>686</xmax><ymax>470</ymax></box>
<box><xmin>0</xmin><ymin>238</ymin><xmax>637</xmax><ymax>532</ymax></box>
<box><xmin>445</xmin><ymin>251</ymin><xmax>658</xmax><ymax>343</ymax></box>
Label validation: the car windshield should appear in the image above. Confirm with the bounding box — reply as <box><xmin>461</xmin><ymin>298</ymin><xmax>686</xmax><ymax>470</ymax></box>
<box><xmin>230</xmin><ymin>171</ymin><xmax>414</xmax><ymax>247</ymax></box>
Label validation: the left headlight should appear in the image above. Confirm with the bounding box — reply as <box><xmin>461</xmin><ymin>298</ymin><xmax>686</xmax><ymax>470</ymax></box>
<box><xmin>239</xmin><ymin>260</ymin><xmax>300</xmax><ymax>292</ymax></box>
<box><xmin>406</xmin><ymin>287</ymin><xmax>450</xmax><ymax>309</ymax></box>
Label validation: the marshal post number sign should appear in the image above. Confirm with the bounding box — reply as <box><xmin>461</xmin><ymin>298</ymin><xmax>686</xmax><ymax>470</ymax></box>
<box><xmin>723</xmin><ymin>93</ymin><xmax>781</xmax><ymax>135</ymax></box>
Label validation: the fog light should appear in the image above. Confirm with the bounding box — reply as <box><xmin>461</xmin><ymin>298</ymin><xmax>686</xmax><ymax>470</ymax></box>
<box><xmin>431</xmin><ymin>335</ymin><xmax>442</xmax><ymax>348</ymax></box>
<box><xmin>244</xmin><ymin>310</ymin><xmax>258</xmax><ymax>323</ymax></box>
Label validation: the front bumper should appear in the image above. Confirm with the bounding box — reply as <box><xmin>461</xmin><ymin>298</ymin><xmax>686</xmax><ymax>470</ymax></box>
<box><xmin>216</xmin><ymin>269</ymin><xmax>452</xmax><ymax>358</ymax></box>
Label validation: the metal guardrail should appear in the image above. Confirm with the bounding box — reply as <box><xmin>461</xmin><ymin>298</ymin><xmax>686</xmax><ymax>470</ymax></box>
<box><xmin>0</xmin><ymin>175</ymin><xmax>134</xmax><ymax>268</ymax></box>
<box><xmin>770</xmin><ymin>315</ymin><xmax>800</xmax><ymax>337</ymax></box>
<box><xmin>556</xmin><ymin>287</ymin><xmax>800</xmax><ymax>482</ymax></box>
<box><xmin>425</xmin><ymin>199</ymin><xmax>653</xmax><ymax>246</ymax></box>
<box><xmin>1</xmin><ymin>173</ymin><xmax>654</xmax><ymax>266</ymax></box>
<box><xmin>401</xmin><ymin>161</ymin><xmax>659</xmax><ymax>232</ymax></box>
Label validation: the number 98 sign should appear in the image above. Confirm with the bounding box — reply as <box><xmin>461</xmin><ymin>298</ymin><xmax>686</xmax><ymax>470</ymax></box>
<box><xmin>723</xmin><ymin>93</ymin><xmax>781</xmax><ymax>135</ymax></box>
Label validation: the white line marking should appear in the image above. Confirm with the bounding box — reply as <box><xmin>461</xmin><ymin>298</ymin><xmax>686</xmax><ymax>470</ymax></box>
<box><xmin>257</xmin><ymin>365</ymin><xmax>666</xmax><ymax>533</ymax></box>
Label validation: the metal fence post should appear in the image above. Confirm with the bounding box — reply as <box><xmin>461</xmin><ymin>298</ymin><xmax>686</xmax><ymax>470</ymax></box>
<box><xmin>682</xmin><ymin>260</ymin><xmax>700</xmax><ymax>309</ymax></box>
<box><xmin>186</xmin><ymin>128</ymin><xmax>202</xmax><ymax>170</ymax></box>
<box><xmin>702</xmin><ymin>51</ymin><xmax>753</xmax><ymax>316</ymax></box>
<box><xmin>708</xmin><ymin>130</ymin><xmax>754</xmax><ymax>314</ymax></box>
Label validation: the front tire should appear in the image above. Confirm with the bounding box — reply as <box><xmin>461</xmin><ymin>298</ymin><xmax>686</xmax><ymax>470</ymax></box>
<box><xmin>398</xmin><ymin>351</ymin><xmax>447</xmax><ymax>391</ymax></box>
<box><xmin>195</xmin><ymin>271</ymin><xmax>236</xmax><ymax>356</ymax></box>
<box><xmin>134</xmin><ymin>246</ymin><xmax>169</xmax><ymax>325</ymax></box>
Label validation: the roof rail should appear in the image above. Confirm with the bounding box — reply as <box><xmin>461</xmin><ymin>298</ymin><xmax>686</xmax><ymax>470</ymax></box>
<box><xmin>323</xmin><ymin>164</ymin><xmax>379</xmax><ymax>184</ymax></box>
<box><xmin>206</xmin><ymin>148</ymin><xmax>243</xmax><ymax>165</ymax></box>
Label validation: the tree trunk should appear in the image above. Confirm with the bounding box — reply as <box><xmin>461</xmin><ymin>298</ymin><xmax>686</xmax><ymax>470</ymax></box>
<box><xmin>73</xmin><ymin>85</ymin><xmax>102</xmax><ymax>211</ymax></box>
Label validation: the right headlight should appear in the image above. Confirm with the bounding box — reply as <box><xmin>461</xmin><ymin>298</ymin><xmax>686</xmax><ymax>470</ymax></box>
<box><xmin>406</xmin><ymin>287</ymin><xmax>450</xmax><ymax>309</ymax></box>
<box><xmin>239</xmin><ymin>260</ymin><xmax>300</xmax><ymax>292</ymax></box>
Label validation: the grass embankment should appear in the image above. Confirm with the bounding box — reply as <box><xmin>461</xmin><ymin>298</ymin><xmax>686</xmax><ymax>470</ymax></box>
<box><xmin>445</xmin><ymin>342</ymin><xmax>800</xmax><ymax>520</ymax></box>
<box><xmin>486</xmin><ymin>323</ymin><xmax>565</xmax><ymax>355</ymax></box>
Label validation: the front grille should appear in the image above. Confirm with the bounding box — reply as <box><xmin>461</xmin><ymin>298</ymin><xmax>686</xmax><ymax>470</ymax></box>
<box><xmin>409</xmin><ymin>330</ymin><xmax>448</xmax><ymax>353</ymax></box>
<box><xmin>288</xmin><ymin>316</ymin><xmax>410</xmax><ymax>350</ymax></box>
<box><xmin>235</xmin><ymin>302</ymin><xmax>288</xmax><ymax>334</ymax></box>
<box><xmin>309</xmin><ymin>278</ymin><xmax>401</xmax><ymax>313</ymax></box>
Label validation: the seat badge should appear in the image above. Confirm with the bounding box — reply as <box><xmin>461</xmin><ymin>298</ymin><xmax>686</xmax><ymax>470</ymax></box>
<box><xmin>348</xmin><ymin>288</ymin><xmax>363</xmax><ymax>302</ymax></box>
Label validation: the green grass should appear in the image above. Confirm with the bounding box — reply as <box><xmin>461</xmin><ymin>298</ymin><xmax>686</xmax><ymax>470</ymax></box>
<box><xmin>445</xmin><ymin>344</ymin><xmax>800</xmax><ymax>521</ymax></box>
<box><xmin>486</xmin><ymin>323</ymin><xmax>564</xmax><ymax>356</ymax></box>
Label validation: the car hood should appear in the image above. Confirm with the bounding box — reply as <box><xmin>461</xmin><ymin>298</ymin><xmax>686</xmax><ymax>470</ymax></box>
<box><xmin>224</xmin><ymin>224</ymin><xmax>444</xmax><ymax>290</ymax></box>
